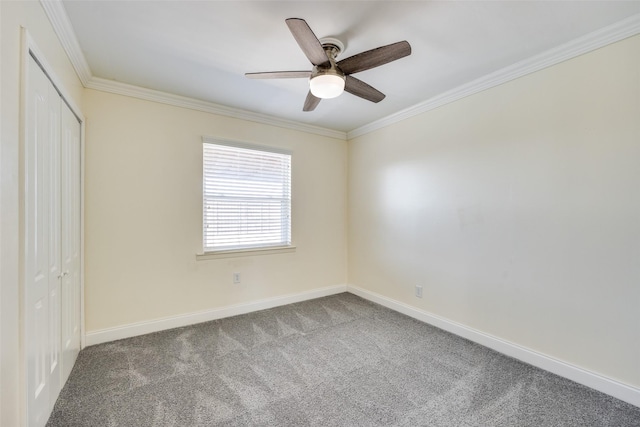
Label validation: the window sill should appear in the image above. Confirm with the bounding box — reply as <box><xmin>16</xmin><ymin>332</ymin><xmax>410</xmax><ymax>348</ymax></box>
<box><xmin>196</xmin><ymin>245</ymin><xmax>297</xmax><ymax>260</ymax></box>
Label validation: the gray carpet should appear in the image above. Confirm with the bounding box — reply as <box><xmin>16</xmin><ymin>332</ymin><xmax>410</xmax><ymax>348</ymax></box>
<box><xmin>47</xmin><ymin>293</ymin><xmax>640</xmax><ymax>426</ymax></box>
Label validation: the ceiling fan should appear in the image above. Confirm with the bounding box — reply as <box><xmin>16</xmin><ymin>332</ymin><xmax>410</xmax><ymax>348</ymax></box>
<box><xmin>246</xmin><ymin>18</ymin><xmax>412</xmax><ymax>112</ymax></box>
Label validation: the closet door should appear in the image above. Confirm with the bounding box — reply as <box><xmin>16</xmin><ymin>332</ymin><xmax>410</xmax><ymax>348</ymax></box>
<box><xmin>24</xmin><ymin>54</ymin><xmax>81</xmax><ymax>427</ymax></box>
<box><xmin>60</xmin><ymin>102</ymin><xmax>81</xmax><ymax>383</ymax></box>
<box><xmin>25</xmin><ymin>55</ymin><xmax>58</xmax><ymax>427</ymax></box>
<box><xmin>47</xmin><ymin>68</ymin><xmax>63</xmax><ymax>410</ymax></box>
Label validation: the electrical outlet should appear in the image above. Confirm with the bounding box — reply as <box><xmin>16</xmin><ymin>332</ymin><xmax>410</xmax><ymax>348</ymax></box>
<box><xmin>415</xmin><ymin>285</ymin><xmax>423</xmax><ymax>298</ymax></box>
<box><xmin>233</xmin><ymin>272</ymin><xmax>241</xmax><ymax>284</ymax></box>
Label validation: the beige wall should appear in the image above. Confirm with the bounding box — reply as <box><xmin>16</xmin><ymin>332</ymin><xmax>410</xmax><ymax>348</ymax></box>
<box><xmin>349</xmin><ymin>34</ymin><xmax>640</xmax><ymax>388</ymax></box>
<box><xmin>0</xmin><ymin>2</ymin><xmax>84</xmax><ymax>425</ymax></box>
<box><xmin>83</xmin><ymin>89</ymin><xmax>348</xmax><ymax>332</ymax></box>
<box><xmin>3</xmin><ymin>2</ymin><xmax>638</xmax><ymax>421</ymax></box>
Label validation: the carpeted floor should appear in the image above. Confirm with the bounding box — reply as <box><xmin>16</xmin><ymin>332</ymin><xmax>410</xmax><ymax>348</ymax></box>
<box><xmin>47</xmin><ymin>293</ymin><xmax>640</xmax><ymax>426</ymax></box>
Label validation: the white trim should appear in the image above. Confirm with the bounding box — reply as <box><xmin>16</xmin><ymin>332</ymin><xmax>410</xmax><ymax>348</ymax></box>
<box><xmin>196</xmin><ymin>245</ymin><xmax>297</xmax><ymax>260</ymax></box>
<box><xmin>25</xmin><ymin>35</ymin><xmax>85</xmax><ymax>125</ymax></box>
<box><xmin>84</xmin><ymin>284</ymin><xmax>347</xmax><ymax>346</ymax></box>
<box><xmin>82</xmin><ymin>282</ymin><xmax>639</xmax><ymax>406</ymax></box>
<box><xmin>86</xmin><ymin>78</ymin><xmax>346</xmax><ymax>140</ymax></box>
<box><xmin>22</xmin><ymin>29</ymin><xmax>87</xmax><ymax>424</ymax></box>
<box><xmin>39</xmin><ymin>0</ymin><xmax>92</xmax><ymax>86</ymax></box>
<box><xmin>0</xmin><ymin>1</ymin><xmax>2</xmax><ymax>420</ymax></box>
<box><xmin>347</xmin><ymin>285</ymin><xmax>640</xmax><ymax>408</ymax></box>
<box><xmin>40</xmin><ymin>0</ymin><xmax>640</xmax><ymax>140</ymax></box>
<box><xmin>202</xmin><ymin>135</ymin><xmax>292</xmax><ymax>156</ymax></box>
<box><xmin>347</xmin><ymin>13</ymin><xmax>640</xmax><ymax>139</ymax></box>
<box><xmin>79</xmin><ymin>118</ymin><xmax>86</xmax><ymax>350</ymax></box>
<box><xmin>38</xmin><ymin>0</ymin><xmax>346</xmax><ymax>140</ymax></box>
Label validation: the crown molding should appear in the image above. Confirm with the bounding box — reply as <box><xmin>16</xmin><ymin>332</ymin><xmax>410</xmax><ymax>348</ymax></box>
<box><xmin>347</xmin><ymin>13</ymin><xmax>640</xmax><ymax>140</ymax></box>
<box><xmin>41</xmin><ymin>0</ymin><xmax>639</xmax><ymax>141</ymax></box>
<box><xmin>86</xmin><ymin>78</ymin><xmax>347</xmax><ymax>140</ymax></box>
<box><xmin>39</xmin><ymin>0</ymin><xmax>346</xmax><ymax>140</ymax></box>
<box><xmin>40</xmin><ymin>0</ymin><xmax>92</xmax><ymax>86</ymax></box>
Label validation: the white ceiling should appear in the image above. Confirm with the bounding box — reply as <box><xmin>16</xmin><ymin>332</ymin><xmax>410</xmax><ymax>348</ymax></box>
<box><xmin>61</xmin><ymin>1</ymin><xmax>640</xmax><ymax>133</ymax></box>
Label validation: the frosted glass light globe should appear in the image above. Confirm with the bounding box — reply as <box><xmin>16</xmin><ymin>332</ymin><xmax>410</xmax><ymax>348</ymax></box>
<box><xmin>309</xmin><ymin>74</ymin><xmax>345</xmax><ymax>99</ymax></box>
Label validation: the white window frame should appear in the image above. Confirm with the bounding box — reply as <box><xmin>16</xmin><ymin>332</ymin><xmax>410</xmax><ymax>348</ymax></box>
<box><xmin>199</xmin><ymin>137</ymin><xmax>295</xmax><ymax>259</ymax></box>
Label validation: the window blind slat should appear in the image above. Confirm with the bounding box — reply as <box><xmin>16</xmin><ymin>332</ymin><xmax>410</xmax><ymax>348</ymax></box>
<box><xmin>203</xmin><ymin>142</ymin><xmax>291</xmax><ymax>252</ymax></box>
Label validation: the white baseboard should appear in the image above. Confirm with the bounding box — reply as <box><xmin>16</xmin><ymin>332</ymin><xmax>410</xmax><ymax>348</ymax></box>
<box><xmin>84</xmin><ymin>282</ymin><xmax>638</xmax><ymax>408</ymax></box>
<box><xmin>85</xmin><ymin>284</ymin><xmax>347</xmax><ymax>346</ymax></box>
<box><xmin>347</xmin><ymin>285</ymin><xmax>640</xmax><ymax>408</ymax></box>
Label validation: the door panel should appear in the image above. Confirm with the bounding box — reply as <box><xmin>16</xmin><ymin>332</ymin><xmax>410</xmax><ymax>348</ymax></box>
<box><xmin>61</xmin><ymin>103</ymin><xmax>81</xmax><ymax>383</ymax></box>
<box><xmin>25</xmin><ymin>55</ymin><xmax>52</xmax><ymax>427</ymax></box>
<box><xmin>47</xmin><ymin>80</ymin><xmax>62</xmax><ymax>408</ymax></box>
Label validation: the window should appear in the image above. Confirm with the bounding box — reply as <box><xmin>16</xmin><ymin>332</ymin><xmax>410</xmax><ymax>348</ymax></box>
<box><xmin>203</xmin><ymin>139</ymin><xmax>291</xmax><ymax>252</ymax></box>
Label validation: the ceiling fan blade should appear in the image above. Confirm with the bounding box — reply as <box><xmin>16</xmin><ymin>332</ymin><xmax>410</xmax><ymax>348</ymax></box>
<box><xmin>245</xmin><ymin>71</ymin><xmax>311</xmax><ymax>79</ymax></box>
<box><xmin>303</xmin><ymin>91</ymin><xmax>321</xmax><ymax>111</ymax></box>
<box><xmin>337</xmin><ymin>41</ymin><xmax>411</xmax><ymax>75</ymax></box>
<box><xmin>344</xmin><ymin>75</ymin><xmax>385</xmax><ymax>103</ymax></box>
<box><xmin>286</xmin><ymin>18</ymin><xmax>329</xmax><ymax>66</ymax></box>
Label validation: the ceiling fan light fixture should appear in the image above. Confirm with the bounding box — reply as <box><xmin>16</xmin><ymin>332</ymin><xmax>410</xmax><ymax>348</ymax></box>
<box><xmin>246</xmin><ymin>19</ymin><xmax>411</xmax><ymax>111</ymax></box>
<box><xmin>310</xmin><ymin>74</ymin><xmax>345</xmax><ymax>99</ymax></box>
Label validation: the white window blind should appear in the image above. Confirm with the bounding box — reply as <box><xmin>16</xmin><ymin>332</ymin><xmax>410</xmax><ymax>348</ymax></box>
<box><xmin>203</xmin><ymin>140</ymin><xmax>291</xmax><ymax>252</ymax></box>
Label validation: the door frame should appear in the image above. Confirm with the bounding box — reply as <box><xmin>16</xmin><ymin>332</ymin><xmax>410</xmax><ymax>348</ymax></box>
<box><xmin>20</xmin><ymin>28</ymin><xmax>86</xmax><ymax>424</ymax></box>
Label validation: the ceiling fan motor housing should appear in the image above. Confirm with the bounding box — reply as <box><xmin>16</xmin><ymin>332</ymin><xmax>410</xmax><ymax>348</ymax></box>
<box><xmin>309</xmin><ymin>38</ymin><xmax>346</xmax><ymax>99</ymax></box>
